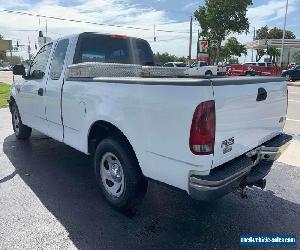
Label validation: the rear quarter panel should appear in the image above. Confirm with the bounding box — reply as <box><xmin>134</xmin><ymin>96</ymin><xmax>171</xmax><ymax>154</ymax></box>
<box><xmin>62</xmin><ymin>78</ymin><xmax>214</xmax><ymax>190</ymax></box>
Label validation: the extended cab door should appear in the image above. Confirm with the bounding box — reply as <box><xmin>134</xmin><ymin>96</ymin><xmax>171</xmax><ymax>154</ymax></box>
<box><xmin>45</xmin><ymin>39</ymin><xmax>70</xmax><ymax>142</ymax></box>
<box><xmin>17</xmin><ymin>43</ymin><xmax>53</xmax><ymax>133</ymax></box>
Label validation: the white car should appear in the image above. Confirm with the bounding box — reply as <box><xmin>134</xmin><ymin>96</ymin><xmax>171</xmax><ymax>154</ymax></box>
<box><xmin>244</xmin><ymin>62</ymin><xmax>274</xmax><ymax>67</ymax></box>
<box><xmin>163</xmin><ymin>62</ymin><xmax>187</xmax><ymax>68</ymax></box>
<box><xmin>0</xmin><ymin>66</ymin><xmax>11</xmax><ymax>71</ymax></box>
<box><xmin>10</xmin><ymin>32</ymin><xmax>289</xmax><ymax>211</ymax></box>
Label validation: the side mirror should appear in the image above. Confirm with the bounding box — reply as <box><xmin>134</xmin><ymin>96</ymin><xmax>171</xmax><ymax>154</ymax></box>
<box><xmin>31</xmin><ymin>70</ymin><xmax>45</xmax><ymax>80</ymax></box>
<box><xmin>13</xmin><ymin>64</ymin><xmax>26</xmax><ymax>76</ymax></box>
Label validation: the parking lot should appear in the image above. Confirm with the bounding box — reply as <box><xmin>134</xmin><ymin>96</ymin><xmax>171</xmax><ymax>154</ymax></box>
<box><xmin>0</xmin><ymin>84</ymin><xmax>299</xmax><ymax>249</ymax></box>
<box><xmin>0</xmin><ymin>71</ymin><xmax>21</xmax><ymax>84</ymax></box>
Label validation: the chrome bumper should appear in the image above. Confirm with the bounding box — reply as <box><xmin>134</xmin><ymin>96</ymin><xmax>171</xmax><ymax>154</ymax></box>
<box><xmin>189</xmin><ymin>134</ymin><xmax>291</xmax><ymax>201</ymax></box>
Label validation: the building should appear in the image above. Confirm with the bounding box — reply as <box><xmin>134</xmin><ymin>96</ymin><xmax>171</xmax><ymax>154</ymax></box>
<box><xmin>244</xmin><ymin>39</ymin><xmax>300</xmax><ymax>65</ymax></box>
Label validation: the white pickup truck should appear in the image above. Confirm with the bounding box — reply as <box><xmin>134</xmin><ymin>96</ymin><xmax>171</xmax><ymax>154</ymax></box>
<box><xmin>188</xmin><ymin>61</ymin><xmax>219</xmax><ymax>76</ymax></box>
<box><xmin>10</xmin><ymin>32</ymin><xmax>289</xmax><ymax>211</ymax></box>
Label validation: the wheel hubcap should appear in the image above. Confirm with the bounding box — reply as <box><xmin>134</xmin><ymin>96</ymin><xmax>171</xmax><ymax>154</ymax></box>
<box><xmin>110</xmin><ymin>163</ymin><xmax>122</xmax><ymax>183</ymax></box>
<box><xmin>100</xmin><ymin>152</ymin><xmax>124</xmax><ymax>197</ymax></box>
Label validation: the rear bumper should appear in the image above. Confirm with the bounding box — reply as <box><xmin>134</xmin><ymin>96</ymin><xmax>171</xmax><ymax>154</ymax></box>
<box><xmin>188</xmin><ymin>134</ymin><xmax>291</xmax><ymax>201</ymax></box>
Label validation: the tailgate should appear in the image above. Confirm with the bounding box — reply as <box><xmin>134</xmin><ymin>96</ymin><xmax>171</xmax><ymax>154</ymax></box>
<box><xmin>211</xmin><ymin>77</ymin><xmax>288</xmax><ymax>168</ymax></box>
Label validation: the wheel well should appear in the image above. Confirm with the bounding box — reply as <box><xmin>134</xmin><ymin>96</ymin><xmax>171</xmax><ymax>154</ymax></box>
<box><xmin>88</xmin><ymin>121</ymin><xmax>143</xmax><ymax>175</ymax></box>
<box><xmin>88</xmin><ymin>121</ymin><xmax>136</xmax><ymax>157</ymax></box>
<box><xmin>205</xmin><ymin>70</ymin><xmax>212</xmax><ymax>75</ymax></box>
<box><xmin>9</xmin><ymin>96</ymin><xmax>16</xmax><ymax>112</ymax></box>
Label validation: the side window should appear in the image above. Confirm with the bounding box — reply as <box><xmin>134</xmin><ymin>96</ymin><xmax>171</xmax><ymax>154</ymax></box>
<box><xmin>50</xmin><ymin>39</ymin><xmax>69</xmax><ymax>80</ymax></box>
<box><xmin>30</xmin><ymin>43</ymin><xmax>53</xmax><ymax>78</ymax></box>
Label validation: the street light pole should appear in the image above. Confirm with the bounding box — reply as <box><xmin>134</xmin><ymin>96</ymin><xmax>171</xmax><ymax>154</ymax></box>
<box><xmin>251</xmin><ymin>27</ymin><xmax>256</xmax><ymax>62</ymax></box>
<box><xmin>279</xmin><ymin>0</ymin><xmax>289</xmax><ymax>67</ymax></box>
<box><xmin>188</xmin><ymin>16</ymin><xmax>193</xmax><ymax>66</ymax></box>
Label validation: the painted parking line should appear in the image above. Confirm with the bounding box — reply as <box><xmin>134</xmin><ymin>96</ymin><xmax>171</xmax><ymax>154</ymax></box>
<box><xmin>277</xmin><ymin>139</ymin><xmax>300</xmax><ymax>167</ymax></box>
<box><xmin>276</xmin><ymin>133</ymin><xmax>300</xmax><ymax>167</ymax></box>
<box><xmin>289</xmin><ymin>99</ymin><xmax>300</xmax><ymax>103</ymax></box>
<box><xmin>287</xmin><ymin>118</ymin><xmax>300</xmax><ymax>122</ymax></box>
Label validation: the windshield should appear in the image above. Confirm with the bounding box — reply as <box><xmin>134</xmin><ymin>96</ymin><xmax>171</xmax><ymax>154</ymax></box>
<box><xmin>73</xmin><ymin>33</ymin><xmax>155</xmax><ymax>66</ymax></box>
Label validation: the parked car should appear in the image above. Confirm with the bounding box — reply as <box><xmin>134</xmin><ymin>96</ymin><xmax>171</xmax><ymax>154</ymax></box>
<box><xmin>163</xmin><ymin>62</ymin><xmax>187</xmax><ymax>68</ymax></box>
<box><xmin>244</xmin><ymin>62</ymin><xmax>274</xmax><ymax>67</ymax></box>
<box><xmin>287</xmin><ymin>62</ymin><xmax>297</xmax><ymax>69</ymax></box>
<box><xmin>10</xmin><ymin>32</ymin><xmax>289</xmax><ymax>211</ymax></box>
<box><xmin>0</xmin><ymin>66</ymin><xmax>12</xmax><ymax>71</ymax></box>
<box><xmin>282</xmin><ymin>65</ymin><xmax>300</xmax><ymax>81</ymax></box>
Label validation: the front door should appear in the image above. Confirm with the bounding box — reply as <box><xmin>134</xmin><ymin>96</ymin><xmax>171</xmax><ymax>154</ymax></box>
<box><xmin>45</xmin><ymin>39</ymin><xmax>70</xmax><ymax>142</ymax></box>
<box><xmin>19</xmin><ymin>43</ymin><xmax>53</xmax><ymax>134</ymax></box>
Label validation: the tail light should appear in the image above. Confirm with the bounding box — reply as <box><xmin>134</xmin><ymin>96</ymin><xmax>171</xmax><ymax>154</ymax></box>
<box><xmin>189</xmin><ymin>100</ymin><xmax>216</xmax><ymax>155</ymax></box>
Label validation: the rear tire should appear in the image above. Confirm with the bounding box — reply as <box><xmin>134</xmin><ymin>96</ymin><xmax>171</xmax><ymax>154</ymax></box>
<box><xmin>205</xmin><ymin>70</ymin><xmax>213</xmax><ymax>77</ymax></box>
<box><xmin>94</xmin><ymin>137</ymin><xmax>148</xmax><ymax>211</ymax></box>
<box><xmin>11</xmin><ymin>104</ymin><xmax>32</xmax><ymax>140</ymax></box>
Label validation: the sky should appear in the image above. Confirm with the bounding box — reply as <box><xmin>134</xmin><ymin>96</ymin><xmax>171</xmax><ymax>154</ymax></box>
<box><xmin>0</xmin><ymin>0</ymin><xmax>300</xmax><ymax>61</ymax></box>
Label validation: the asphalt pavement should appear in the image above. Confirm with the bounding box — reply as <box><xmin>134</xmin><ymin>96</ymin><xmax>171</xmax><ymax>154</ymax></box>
<box><xmin>285</xmin><ymin>86</ymin><xmax>300</xmax><ymax>135</ymax></box>
<box><xmin>0</xmin><ymin>86</ymin><xmax>299</xmax><ymax>250</ymax></box>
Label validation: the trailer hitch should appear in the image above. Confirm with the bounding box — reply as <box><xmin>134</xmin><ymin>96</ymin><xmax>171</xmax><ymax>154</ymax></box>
<box><xmin>238</xmin><ymin>178</ymin><xmax>267</xmax><ymax>199</ymax></box>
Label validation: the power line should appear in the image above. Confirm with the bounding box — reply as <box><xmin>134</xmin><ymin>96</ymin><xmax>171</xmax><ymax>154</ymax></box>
<box><xmin>0</xmin><ymin>8</ymin><xmax>192</xmax><ymax>34</ymax></box>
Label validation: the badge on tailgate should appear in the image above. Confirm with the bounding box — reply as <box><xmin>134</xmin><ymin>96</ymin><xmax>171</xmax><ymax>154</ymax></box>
<box><xmin>221</xmin><ymin>137</ymin><xmax>235</xmax><ymax>154</ymax></box>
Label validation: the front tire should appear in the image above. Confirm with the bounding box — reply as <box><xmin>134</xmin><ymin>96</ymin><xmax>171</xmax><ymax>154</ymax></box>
<box><xmin>11</xmin><ymin>104</ymin><xmax>32</xmax><ymax>140</ymax></box>
<box><xmin>94</xmin><ymin>137</ymin><xmax>148</xmax><ymax>211</ymax></box>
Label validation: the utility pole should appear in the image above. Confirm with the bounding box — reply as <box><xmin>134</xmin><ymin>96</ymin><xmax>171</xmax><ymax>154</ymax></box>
<box><xmin>251</xmin><ymin>27</ymin><xmax>255</xmax><ymax>62</ymax></box>
<box><xmin>279</xmin><ymin>0</ymin><xmax>289</xmax><ymax>67</ymax></box>
<box><xmin>46</xmin><ymin>19</ymin><xmax>48</xmax><ymax>37</ymax></box>
<box><xmin>188</xmin><ymin>16</ymin><xmax>193</xmax><ymax>65</ymax></box>
<box><xmin>28</xmin><ymin>37</ymin><xmax>32</xmax><ymax>61</ymax></box>
<box><xmin>153</xmin><ymin>24</ymin><xmax>156</xmax><ymax>42</ymax></box>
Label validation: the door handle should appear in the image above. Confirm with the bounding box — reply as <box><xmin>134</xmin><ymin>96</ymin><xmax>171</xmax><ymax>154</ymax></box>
<box><xmin>256</xmin><ymin>87</ymin><xmax>267</xmax><ymax>101</ymax></box>
<box><xmin>38</xmin><ymin>88</ymin><xmax>44</xmax><ymax>96</ymax></box>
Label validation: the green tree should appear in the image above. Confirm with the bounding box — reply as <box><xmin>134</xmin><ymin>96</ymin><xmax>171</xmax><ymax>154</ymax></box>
<box><xmin>194</xmin><ymin>0</ymin><xmax>252</xmax><ymax>64</ymax></box>
<box><xmin>219</xmin><ymin>46</ymin><xmax>231</xmax><ymax>62</ymax></box>
<box><xmin>267</xmin><ymin>46</ymin><xmax>280</xmax><ymax>63</ymax></box>
<box><xmin>219</xmin><ymin>37</ymin><xmax>247</xmax><ymax>62</ymax></box>
<box><xmin>255</xmin><ymin>26</ymin><xmax>296</xmax><ymax>62</ymax></box>
<box><xmin>268</xmin><ymin>27</ymin><xmax>296</xmax><ymax>39</ymax></box>
<box><xmin>6</xmin><ymin>56</ymin><xmax>22</xmax><ymax>66</ymax></box>
<box><xmin>154</xmin><ymin>52</ymin><xmax>187</xmax><ymax>65</ymax></box>
<box><xmin>0</xmin><ymin>34</ymin><xmax>7</xmax><ymax>61</ymax></box>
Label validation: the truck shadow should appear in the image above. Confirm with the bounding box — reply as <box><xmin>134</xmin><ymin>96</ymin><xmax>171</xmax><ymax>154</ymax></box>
<box><xmin>3</xmin><ymin>132</ymin><xmax>300</xmax><ymax>250</ymax></box>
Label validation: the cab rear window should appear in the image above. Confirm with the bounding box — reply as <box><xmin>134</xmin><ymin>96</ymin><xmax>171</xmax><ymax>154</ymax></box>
<box><xmin>73</xmin><ymin>33</ymin><xmax>154</xmax><ymax>66</ymax></box>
